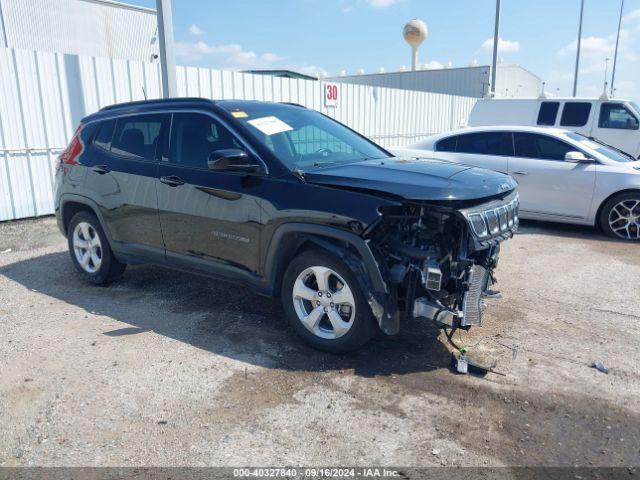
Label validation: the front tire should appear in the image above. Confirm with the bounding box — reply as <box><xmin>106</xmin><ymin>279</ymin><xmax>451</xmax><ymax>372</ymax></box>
<box><xmin>281</xmin><ymin>249</ymin><xmax>376</xmax><ymax>353</ymax></box>
<box><xmin>599</xmin><ymin>192</ymin><xmax>640</xmax><ymax>241</ymax></box>
<box><xmin>67</xmin><ymin>211</ymin><xmax>126</xmax><ymax>284</ymax></box>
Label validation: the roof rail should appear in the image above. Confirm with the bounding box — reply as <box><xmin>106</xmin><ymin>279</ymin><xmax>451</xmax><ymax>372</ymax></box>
<box><xmin>99</xmin><ymin>97</ymin><xmax>215</xmax><ymax>112</ymax></box>
<box><xmin>279</xmin><ymin>102</ymin><xmax>307</xmax><ymax>109</ymax></box>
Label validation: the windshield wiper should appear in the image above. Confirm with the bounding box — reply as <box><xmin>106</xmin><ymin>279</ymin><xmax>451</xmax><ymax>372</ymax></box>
<box><xmin>587</xmin><ymin>137</ymin><xmax>634</xmax><ymax>160</ymax></box>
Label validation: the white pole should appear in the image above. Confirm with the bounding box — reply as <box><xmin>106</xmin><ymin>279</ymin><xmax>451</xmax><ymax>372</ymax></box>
<box><xmin>490</xmin><ymin>0</ymin><xmax>501</xmax><ymax>96</ymax></box>
<box><xmin>0</xmin><ymin>0</ymin><xmax>9</xmax><ymax>47</ymax></box>
<box><xmin>572</xmin><ymin>0</ymin><xmax>585</xmax><ymax>97</ymax></box>
<box><xmin>411</xmin><ymin>46</ymin><xmax>418</xmax><ymax>71</ymax></box>
<box><xmin>156</xmin><ymin>0</ymin><xmax>177</xmax><ymax>98</ymax></box>
<box><xmin>611</xmin><ymin>0</ymin><xmax>624</xmax><ymax>97</ymax></box>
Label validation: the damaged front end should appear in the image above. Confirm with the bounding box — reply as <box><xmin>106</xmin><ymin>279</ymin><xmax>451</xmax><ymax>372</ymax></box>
<box><xmin>366</xmin><ymin>190</ymin><xmax>519</xmax><ymax>334</ymax></box>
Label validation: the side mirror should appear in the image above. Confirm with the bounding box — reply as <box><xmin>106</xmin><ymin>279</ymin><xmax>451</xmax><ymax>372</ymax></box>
<box><xmin>208</xmin><ymin>149</ymin><xmax>262</xmax><ymax>173</ymax></box>
<box><xmin>564</xmin><ymin>151</ymin><xmax>593</xmax><ymax>163</ymax></box>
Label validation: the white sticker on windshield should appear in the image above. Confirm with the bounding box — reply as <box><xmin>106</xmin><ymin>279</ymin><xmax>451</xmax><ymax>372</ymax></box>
<box><xmin>247</xmin><ymin>116</ymin><xmax>293</xmax><ymax>136</ymax></box>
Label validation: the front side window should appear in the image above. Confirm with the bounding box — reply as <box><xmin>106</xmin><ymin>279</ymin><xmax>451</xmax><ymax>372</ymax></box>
<box><xmin>560</xmin><ymin>102</ymin><xmax>592</xmax><ymax>127</ymax></box>
<box><xmin>435</xmin><ymin>136</ymin><xmax>457</xmax><ymax>152</ymax></box>
<box><xmin>599</xmin><ymin>103</ymin><xmax>639</xmax><ymax>130</ymax></box>
<box><xmin>169</xmin><ymin>113</ymin><xmax>242</xmax><ymax>168</ymax></box>
<box><xmin>537</xmin><ymin>102</ymin><xmax>560</xmax><ymax>126</ymax></box>
<box><xmin>514</xmin><ymin>133</ymin><xmax>575</xmax><ymax>161</ymax></box>
<box><xmin>111</xmin><ymin>114</ymin><xmax>165</xmax><ymax>160</ymax></box>
<box><xmin>456</xmin><ymin>132</ymin><xmax>513</xmax><ymax>156</ymax></box>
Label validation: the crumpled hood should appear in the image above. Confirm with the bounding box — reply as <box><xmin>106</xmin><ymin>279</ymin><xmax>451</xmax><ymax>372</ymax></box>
<box><xmin>304</xmin><ymin>157</ymin><xmax>517</xmax><ymax>201</ymax></box>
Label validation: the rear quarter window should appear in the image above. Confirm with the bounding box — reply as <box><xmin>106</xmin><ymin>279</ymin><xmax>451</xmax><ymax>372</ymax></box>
<box><xmin>92</xmin><ymin>119</ymin><xmax>115</xmax><ymax>151</ymax></box>
<box><xmin>560</xmin><ymin>102</ymin><xmax>592</xmax><ymax>127</ymax></box>
<box><xmin>435</xmin><ymin>136</ymin><xmax>457</xmax><ymax>152</ymax></box>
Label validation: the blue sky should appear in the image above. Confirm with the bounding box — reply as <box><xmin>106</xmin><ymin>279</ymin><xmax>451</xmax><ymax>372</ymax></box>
<box><xmin>129</xmin><ymin>0</ymin><xmax>640</xmax><ymax>101</ymax></box>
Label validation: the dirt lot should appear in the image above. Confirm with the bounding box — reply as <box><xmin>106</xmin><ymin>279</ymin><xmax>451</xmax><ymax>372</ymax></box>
<box><xmin>0</xmin><ymin>216</ymin><xmax>639</xmax><ymax>468</ymax></box>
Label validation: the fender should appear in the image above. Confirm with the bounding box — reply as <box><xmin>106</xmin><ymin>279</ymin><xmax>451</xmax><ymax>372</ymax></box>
<box><xmin>263</xmin><ymin>223</ymin><xmax>386</xmax><ymax>293</ymax></box>
<box><xmin>263</xmin><ymin>223</ymin><xmax>400</xmax><ymax>335</ymax></box>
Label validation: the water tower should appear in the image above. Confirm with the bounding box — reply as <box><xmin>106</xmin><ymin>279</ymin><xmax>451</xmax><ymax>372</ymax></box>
<box><xmin>403</xmin><ymin>18</ymin><xmax>428</xmax><ymax>71</ymax></box>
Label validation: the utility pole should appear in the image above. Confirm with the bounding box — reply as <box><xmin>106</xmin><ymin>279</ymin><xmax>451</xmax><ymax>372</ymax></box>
<box><xmin>490</xmin><ymin>0</ymin><xmax>501</xmax><ymax>97</ymax></box>
<box><xmin>572</xmin><ymin>0</ymin><xmax>585</xmax><ymax>97</ymax></box>
<box><xmin>156</xmin><ymin>0</ymin><xmax>177</xmax><ymax>98</ymax></box>
<box><xmin>611</xmin><ymin>0</ymin><xmax>624</xmax><ymax>97</ymax></box>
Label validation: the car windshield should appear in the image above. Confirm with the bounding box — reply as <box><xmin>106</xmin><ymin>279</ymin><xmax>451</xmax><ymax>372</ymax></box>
<box><xmin>225</xmin><ymin>103</ymin><xmax>389</xmax><ymax>170</ymax></box>
<box><xmin>563</xmin><ymin>131</ymin><xmax>634</xmax><ymax>163</ymax></box>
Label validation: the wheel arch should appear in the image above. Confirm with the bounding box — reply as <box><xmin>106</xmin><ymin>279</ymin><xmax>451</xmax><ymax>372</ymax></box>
<box><xmin>263</xmin><ymin>223</ymin><xmax>399</xmax><ymax>336</ymax></box>
<box><xmin>263</xmin><ymin>223</ymin><xmax>387</xmax><ymax>297</ymax></box>
<box><xmin>594</xmin><ymin>188</ymin><xmax>640</xmax><ymax>227</ymax></box>
<box><xmin>59</xmin><ymin>195</ymin><xmax>111</xmax><ymax>241</ymax></box>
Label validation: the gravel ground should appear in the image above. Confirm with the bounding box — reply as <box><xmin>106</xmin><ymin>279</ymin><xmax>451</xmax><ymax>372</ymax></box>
<box><xmin>0</xmin><ymin>216</ymin><xmax>639</xmax><ymax>467</ymax></box>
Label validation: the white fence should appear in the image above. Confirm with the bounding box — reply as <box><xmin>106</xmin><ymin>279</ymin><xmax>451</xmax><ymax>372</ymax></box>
<box><xmin>0</xmin><ymin>47</ymin><xmax>477</xmax><ymax>222</ymax></box>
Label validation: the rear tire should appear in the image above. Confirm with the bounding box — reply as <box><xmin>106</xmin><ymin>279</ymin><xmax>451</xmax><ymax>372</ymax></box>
<box><xmin>67</xmin><ymin>211</ymin><xmax>126</xmax><ymax>285</ymax></box>
<box><xmin>599</xmin><ymin>192</ymin><xmax>640</xmax><ymax>241</ymax></box>
<box><xmin>281</xmin><ymin>249</ymin><xmax>376</xmax><ymax>353</ymax></box>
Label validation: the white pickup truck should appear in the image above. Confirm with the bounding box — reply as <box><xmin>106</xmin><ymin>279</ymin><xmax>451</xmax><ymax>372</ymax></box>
<box><xmin>468</xmin><ymin>97</ymin><xmax>640</xmax><ymax>159</ymax></box>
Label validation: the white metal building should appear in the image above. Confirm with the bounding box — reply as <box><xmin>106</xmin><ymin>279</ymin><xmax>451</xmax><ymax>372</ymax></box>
<box><xmin>329</xmin><ymin>64</ymin><xmax>541</xmax><ymax>99</ymax></box>
<box><xmin>0</xmin><ymin>0</ymin><xmax>158</xmax><ymax>61</ymax></box>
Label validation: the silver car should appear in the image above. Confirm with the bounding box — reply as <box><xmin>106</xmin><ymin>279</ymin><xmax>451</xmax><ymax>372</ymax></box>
<box><xmin>394</xmin><ymin>126</ymin><xmax>640</xmax><ymax>241</ymax></box>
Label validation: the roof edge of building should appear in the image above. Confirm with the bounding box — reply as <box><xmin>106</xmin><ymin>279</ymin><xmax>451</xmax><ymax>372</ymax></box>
<box><xmin>78</xmin><ymin>0</ymin><xmax>156</xmax><ymax>15</ymax></box>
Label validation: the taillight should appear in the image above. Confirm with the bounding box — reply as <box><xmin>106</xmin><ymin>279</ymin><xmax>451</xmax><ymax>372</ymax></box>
<box><xmin>57</xmin><ymin>123</ymin><xmax>84</xmax><ymax>171</ymax></box>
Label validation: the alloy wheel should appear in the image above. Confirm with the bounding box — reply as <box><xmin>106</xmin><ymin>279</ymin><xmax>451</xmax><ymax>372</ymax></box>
<box><xmin>608</xmin><ymin>199</ymin><xmax>640</xmax><ymax>240</ymax></box>
<box><xmin>72</xmin><ymin>222</ymin><xmax>103</xmax><ymax>273</ymax></box>
<box><xmin>292</xmin><ymin>266</ymin><xmax>356</xmax><ymax>340</ymax></box>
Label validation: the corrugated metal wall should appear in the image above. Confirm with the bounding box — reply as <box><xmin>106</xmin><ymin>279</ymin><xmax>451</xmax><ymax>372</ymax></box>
<box><xmin>0</xmin><ymin>0</ymin><xmax>157</xmax><ymax>61</ymax></box>
<box><xmin>0</xmin><ymin>46</ymin><xmax>478</xmax><ymax>222</ymax></box>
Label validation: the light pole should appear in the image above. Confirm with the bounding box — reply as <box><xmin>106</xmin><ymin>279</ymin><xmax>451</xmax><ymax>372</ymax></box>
<box><xmin>490</xmin><ymin>0</ymin><xmax>501</xmax><ymax>97</ymax></box>
<box><xmin>572</xmin><ymin>0</ymin><xmax>585</xmax><ymax>97</ymax></box>
<box><xmin>611</xmin><ymin>0</ymin><xmax>624</xmax><ymax>97</ymax></box>
<box><xmin>156</xmin><ymin>0</ymin><xmax>177</xmax><ymax>98</ymax></box>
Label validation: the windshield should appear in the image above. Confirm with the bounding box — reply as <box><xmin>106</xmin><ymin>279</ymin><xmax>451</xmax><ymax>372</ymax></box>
<box><xmin>629</xmin><ymin>102</ymin><xmax>640</xmax><ymax>118</ymax></box>
<box><xmin>564</xmin><ymin>131</ymin><xmax>634</xmax><ymax>163</ymax></box>
<box><xmin>225</xmin><ymin>104</ymin><xmax>388</xmax><ymax>170</ymax></box>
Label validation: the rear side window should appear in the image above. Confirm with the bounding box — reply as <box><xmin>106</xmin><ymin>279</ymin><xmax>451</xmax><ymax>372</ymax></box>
<box><xmin>435</xmin><ymin>136</ymin><xmax>457</xmax><ymax>152</ymax></box>
<box><xmin>560</xmin><ymin>102</ymin><xmax>592</xmax><ymax>127</ymax></box>
<box><xmin>169</xmin><ymin>113</ymin><xmax>242</xmax><ymax>168</ymax></box>
<box><xmin>537</xmin><ymin>102</ymin><xmax>560</xmax><ymax>126</ymax></box>
<box><xmin>514</xmin><ymin>133</ymin><xmax>575</xmax><ymax>161</ymax></box>
<box><xmin>111</xmin><ymin>114</ymin><xmax>165</xmax><ymax>160</ymax></box>
<box><xmin>599</xmin><ymin>103</ymin><xmax>639</xmax><ymax>130</ymax></box>
<box><xmin>456</xmin><ymin>132</ymin><xmax>513</xmax><ymax>156</ymax></box>
<box><xmin>93</xmin><ymin>119</ymin><xmax>115</xmax><ymax>151</ymax></box>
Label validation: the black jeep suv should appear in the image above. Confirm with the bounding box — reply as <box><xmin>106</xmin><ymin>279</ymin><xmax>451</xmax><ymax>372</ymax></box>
<box><xmin>55</xmin><ymin>98</ymin><xmax>518</xmax><ymax>353</ymax></box>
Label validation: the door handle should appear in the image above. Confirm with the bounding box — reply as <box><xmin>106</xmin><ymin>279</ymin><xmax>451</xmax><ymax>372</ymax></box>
<box><xmin>513</xmin><ymin>171</ymin><xmax>528</xmax><ymax>175</ymax></box>
<box><xmin>92</xmin><ymin>165</ymin><xmax>110</xmax><ymax>175</ymax></box>
<box><xmin>160</xmin><ymin>175</ymin><xmax>185</xmax><ymax>187</ymax></box>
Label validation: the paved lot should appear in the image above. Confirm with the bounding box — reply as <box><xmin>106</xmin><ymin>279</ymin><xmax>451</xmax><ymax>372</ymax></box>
<box><xmin>0</xmin><ymin>217</ymin><xmax>639</xmax><ymax>467</ymax></box>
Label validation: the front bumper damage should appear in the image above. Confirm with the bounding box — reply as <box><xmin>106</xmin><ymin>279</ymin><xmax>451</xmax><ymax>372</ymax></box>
<box><xmin>413</xmin><ymin>263</ymin><xmax>491</xmax><ymax>329</ymax></box>
<box><xmin>366</xmin><ymin>191</ymin><xmax>519</xmax><ymax>333</ymax></box>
